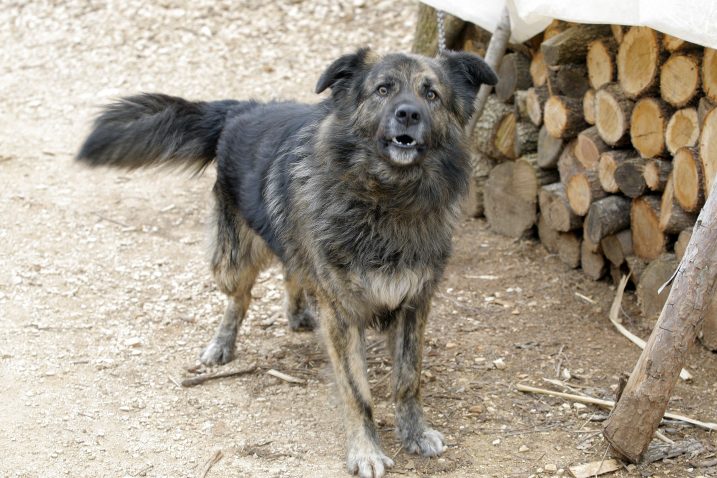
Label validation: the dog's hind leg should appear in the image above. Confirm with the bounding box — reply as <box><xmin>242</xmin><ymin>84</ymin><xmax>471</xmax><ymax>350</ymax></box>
<box><xmin>200</xmin><ymin>189</ymin><xmax>272</xmax><ymax>366</ymax></box>
<box><xmin>389</xmin><ymin>295</ymin><xmax>446</xmax><ymax>457</ymax></box>
<box><xmin>283</xmin><ymin>272</ymin><xmax>317</xmax><ymax>332</ymax></box>
<box><xmin>319</xmin><ymin>299</ymin><xmax>394</xmax><ymax>478</ymax></box>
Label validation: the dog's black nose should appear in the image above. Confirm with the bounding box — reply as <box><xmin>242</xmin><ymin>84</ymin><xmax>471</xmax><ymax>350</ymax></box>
<box><xmin>395</xmin><ymin>103</ymin><xmax>421</xmax><ymax>127</ymax></box>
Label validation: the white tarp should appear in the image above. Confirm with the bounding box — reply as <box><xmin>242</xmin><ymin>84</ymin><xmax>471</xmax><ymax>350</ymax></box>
<box><xmin>420</xmin><ymin>0</ymin><xmax>717</xmax><ymax>50</ymax></box>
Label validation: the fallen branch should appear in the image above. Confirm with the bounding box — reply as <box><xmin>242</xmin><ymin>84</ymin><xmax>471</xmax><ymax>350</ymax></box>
<box><xmin>609</xmin><ymin>275</ymin><xmax>693</xmax><ymax>381</ymax></box>
<box><xmin>181</xmin><ymin>363</ymin><xmax>257</xmax><ymax>388</ymax></box>
<box><xmin>516</xmin><ymin>383</ymin><xmax>717</xmax><ymax>431</ymax></box>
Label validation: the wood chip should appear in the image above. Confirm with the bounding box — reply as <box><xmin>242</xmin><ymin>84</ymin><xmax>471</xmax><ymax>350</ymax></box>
<box><xmin>568</xmin><ymin>458</ymin><xmax>621</xmax><ymax>478</ymax></box>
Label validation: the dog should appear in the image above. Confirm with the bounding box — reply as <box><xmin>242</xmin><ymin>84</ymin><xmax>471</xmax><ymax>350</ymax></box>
<box><xmin>77</xmin><ymin>48</ymin><xmax>497</xmax><ymax>478</ymax></box>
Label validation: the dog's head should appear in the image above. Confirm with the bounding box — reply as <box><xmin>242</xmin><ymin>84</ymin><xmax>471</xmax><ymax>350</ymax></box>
<box><xmin>316</xmin><ymin>48</ymin><xmax>497</xmax><ymax>168</ymax></box>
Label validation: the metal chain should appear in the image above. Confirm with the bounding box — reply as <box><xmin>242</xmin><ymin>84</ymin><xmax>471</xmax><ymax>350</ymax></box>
<box><xmin>436</xmin><ymin>9</ymin><xmax>446</xmax><ymax>55</ymax></box>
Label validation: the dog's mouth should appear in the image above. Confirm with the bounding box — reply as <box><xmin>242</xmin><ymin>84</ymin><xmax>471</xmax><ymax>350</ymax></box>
<box><xmin>379</xmin><ymin>134</ymin><xmax>425</xmax><ymax>166</ymax></box>
<box><xmin>391</xmin><ymin>134</ymin><xmax>417</xmax><ymax>148</ymax></box>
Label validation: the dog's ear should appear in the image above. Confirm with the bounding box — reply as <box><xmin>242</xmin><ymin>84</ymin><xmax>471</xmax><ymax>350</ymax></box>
<box><xmin>315</xmin><ymin>48</ymin><xmax>372</xmax><ymax>95</ymax></box>
<box><xmin>440</xmin><ymin>51</ymin><xmax>498</xmax><ymax>122</ymax></box>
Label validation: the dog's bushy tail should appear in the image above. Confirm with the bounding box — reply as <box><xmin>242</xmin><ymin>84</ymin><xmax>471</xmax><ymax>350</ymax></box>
<box><xmin>77</xmin><ymin>93</ymin><xmax>250</xmax><ymax>172</ymax></box>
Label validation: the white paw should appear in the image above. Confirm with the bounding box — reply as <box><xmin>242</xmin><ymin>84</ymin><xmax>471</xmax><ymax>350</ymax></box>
<box><xmin>404</xmin><ymin>428</ymin><xmax>446</xmax><ymax>457</ymax></box>
<box><xmin>199</xmin><ymin>339</ymin><xmax>235</xmax><ymax>365</ymax></box>
<box><xmin>347</xmin><ymin>446</ymin><xmax>394</xmax><ymax>478</ymax></box>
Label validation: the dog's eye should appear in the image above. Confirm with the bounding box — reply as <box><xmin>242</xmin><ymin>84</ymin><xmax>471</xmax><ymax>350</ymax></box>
<box><xmin>426</xmin><ymin>90</ymin><xmax>438</xmax><ymax>101</ymax></box>
<box><xmin>377</xmin><ymin>85</ymin><xmax>389</xmax><ymax>96</ymax></box>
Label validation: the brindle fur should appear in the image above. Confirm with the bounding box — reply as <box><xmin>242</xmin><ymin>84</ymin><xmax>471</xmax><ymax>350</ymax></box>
<box><xmin>76</xmin><ymin>48</ymin><xmax>497</xmax><ymax>478</ymax></box>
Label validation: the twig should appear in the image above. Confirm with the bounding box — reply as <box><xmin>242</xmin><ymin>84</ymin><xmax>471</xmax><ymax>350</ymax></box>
<box><xmin>609</xmin><ymin>275</ymin><xmax>692</xmax><ymax>381</ymax></box>
<box><xmin>516</xmin><ymin>383</ymin><xmax>717</xmax><ymax>431</ymax></box>
<box><xmin>92</xmin><ymin>212</ymin><xmax>130</xmax><ymax>228</ymax></box>
<box><xmin>167</xmin><ymin>374</ymin><xmax>181</xmax><ymax>388</ymax></box>
<box><xmin>266</xmin><ymin>368</ymin><xmax>305</xmax><ymax>384</ymax></box>
<box><xmin>654</xmin><ymin>430</ymin><xmax>675</xmax><ymax>445</ymax></box>
<box><xmin>181</xmin><ymin>364</ymin><xmax>257</xmax><ymax>387</ymax></box>
<box><xmin>199</xmin><ymin>450</ymin><xmax>223</xmax><ymax>478</ymax></box>
<box><xmin>575</xmin><ymin>292</ymin><xmax>596</xmax><ymax>304</ymax></box>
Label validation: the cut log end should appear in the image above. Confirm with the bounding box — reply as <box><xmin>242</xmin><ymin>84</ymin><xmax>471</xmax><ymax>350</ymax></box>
<box><xmin>660</xmin><ymin>53</ymin><xmax>701</xmax><ymax>108</ymax></box>
<box><xmin>545</xmin><ymin>96</ymin><xmax>587</xmax><ymax>139</ymax></box>
<box><xmin>587</xmin><ymin>38</ymin><xmax>616</xmax><ymax>89</ymax></box>
<box><xmin>673</xmin><ymin>147</ymin><xmax>705</xmax><ymax>212</ymax></box>
<box><xmin>631</xmin><ymin>195</ymin><xmax>667</xmax><ymax>260</ymax></box>
<box><xmin>630</xmin><ymin>97</ymin><xmax>671</xmax><ymax>158</ymax></box>
<box><xmin>666</xmin><ymin>108</ymin><xmax>699</xmax><ymax>155</ymax></box>
<box><xmin>595</xmin><ymin>84</ymin><xmax>634</xmax><ymax>146</ymax></box>
<box><xmin>699</xmin><ymin>108</ymin><xmax>717</xmax><ymax>198</ymax></box>
<box><xmin>617</xmin><ymin>27</ymin><xmax>662</xmax><ymax>99</ymax></box>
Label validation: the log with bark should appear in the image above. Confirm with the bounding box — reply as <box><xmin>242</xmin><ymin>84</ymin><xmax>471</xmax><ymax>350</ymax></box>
<box><xmin>585</xmin><ymin>195</ymin><xmax>632</xmax><ymax>244</ymax></box>
<box><xmin>575</xmin><ymin>126</ymin><xmax>609</xmax><ymax>169</ymax></box>
<box><xmin>626</xmin><ymin>255</ymin><xmax>648</xmax><ymax>286</ymax></box>
<box><xmin>614</xmin><ymin>157</ymin><xmax>647</xmax><ymax>198</ymax></box>
<box><xmin>581</xmin><ymin>235</ymin><xmax>607</xmax><ymax>280</ymax></box>
<box><xmin>544</xmin><ymin>95</ymin><xmax>588</xmax><ymax>139</ymax></box>
<box><xmin>537</xmin><ymin>124</ymin><xmax>564</xmax><ymax>169</ymax></box>
<box><xmin>636</xmin><ymin>253</ymin><xmax>677</xmax><ymax>321</ymax></box>
<box><xmin>601</xmin><ymin>229</ymin><xmax>633</xmax><ymax>266</ymax></box>
<box><xmin>471</xmin><ymin>95</ymin><xmax>514</xmax><ymax>159</ymax></box>
<box><xmin>526</xmin><ymin>86</ymin><xmax>548</xmax><ymax>126</ymax></box>
<box><xmin>530</xmin><ymin>50</ymin><xmax>548</xmax><ymax>87</ymax></box>
<box><xmin>617</xmin><ymin>27</ymin><xmax>663</xmax><ymax>99</ymax></box>
<box><xmin>674</xmin><ymin>227</ymin><xmax>692</xmax><ymax>260</ymax></box>
<box><xmin>495</xmin><ymin>52</ymin><xmax>533</xmax><ymax>102</ymax></box>
<box><xmin>567</xmin><ymin>170</ymin><xmax>608</xmax><ymax>216</ymax></box>
<box><xmin>643</xmin><ymin>158</ymin><xmax>672</xmax><ymax>192</ymax></box>
<box><xmin>583</xmin><ymin>88</ymin><xmax>596</xmax><ymax>125</ymax></box>
<box><xmin>541</xmin><ymin>24</ymin><xmax>612</xmax><ymax>66</ymax></box>
<box><xmin>493</xmin><ymin>111</ymin><xmax>518</xmax><ymax>160</ymax></box>
<box><xmin>698</xmin><ymin>107</ymin><xmax>717</xmax><ymax>198</ymax></box>
<box><xmin>673</xmin><ymin>147</ymin><xmax>705</xmax><ymax>212</ymax></box>
<box><xmin>539</xmin><ymin>182</ymin><xmax>582</xmax><ymax>231</ymax></box>
<box><xmin>557</xmin><ymin>231</ymin><xmax>582</xmax><ymax>268</ymax></box>
<box><xmin>698</xmin><ymin>97</ymin><xmax>715</xmax><ymax>126</ymax></box>
<box><xmin>665</xmin><ymin>107</ymin><xmax>699</xmax><ymax>155</ymax></box>
<box><xmin>587</xmin><ymin>38</ymin><xmax>617</xmax><ymax>89</ymax></box>
<box><xmin>702</xmin><ymin>48</ymin><xmax>717</xmax><ymax>103</ymax></box>
<box><xmin>595</xmin><ymin>83</ymin><xmax>634</xmax><ymax>146</ymax></box>
<box><xmin>659</xmin><ymin>177</ymin><xmax>697</xmax><ymax>234</ymax></box>
<box><xmin>603</xmin><ymin>180</ymin><xmax>717</xmax><ymax>461</ymax></box>
<box><xmin>631</xmin><ymin>195</ymin><xmax>668</xmax><ymax>260</ymax></box>
<box><xmin>611</xmin><ymin>25</ymin><xmax>627</xmax><ymax>44</ymax></box>
<box><xmin>630</xmin><ymin>98</ymin><xmax>672</xmax><ymax>158</ymax></box>
<box><xmin>660</xmin><ymin>53</ymin><xmax>701</xmax><ymax>108</ymax></box>
<box><xmin>537</xmin><ymin>213</ymin><xmax>559</xmax><ymax>253</ymax></box>
<box><xmin>557</xmin><ymin>141</ymin><xmax>583</xmax><ymax>183</ymax></box>
<box><xmin>514</xmin><ymin>121</ymin><xmax>540</xmax><ymax>159</ymax></box>
<box><xmin>598</xmin><ymin>150</ymin><xmax>634</xmax><ymax>193</ymax></box>
<box><xmin>547</xmin><ymin>63</ymin><xmax>590</xmax><ymax>98</ymax></box>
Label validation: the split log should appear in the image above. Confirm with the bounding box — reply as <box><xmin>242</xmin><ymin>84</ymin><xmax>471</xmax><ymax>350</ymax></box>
<box><xmin>673</xmin><ymin>147</ymin><xmax>705</xmax><ymax>212</ymax></box>
<box><xmin>601</xmin><ymin>229</ymin><xmax>633</xmax><ymax>266</ymax></box>
<box><xmin>660</xmin><ymin>53</ymin><xmax>701</xmax><ymax>108</ymax></box>
<box><xmin>698</xmin><ymin>97</ymin><xmax>715</xmax><ymax>126</ymax></box>
<box><xmin>544</xmin><ymin>96</ymin><xmax>588</xmax><ymax>139</ymax></box>
<box><xmin>631</xmin><ymin>195</ymin><xmax>667</xmax><ymax>260</ymax></box>
<box><xmin>537</xmin><ymin>124</ymin><xmax>563</xmax><ymax>169</ymax></box>
<box><xmin>541</xmin><ymin>25</ymin><xmax>612</xmax><ymax>66</ymax></box>
<box><xmin>611</xmin><ymin>25</ymin><xmax>627</xmax><ymax>44</ymax></box>
<box><xmin>665</xmin><ymin>107</ymin><xmax>699</xmax><ymax>155</ymax></box>
<box><xmin>484</xmin><ymin>155</ymin><xmax>557</xmax><ymax>238</ymax></box>
<box><xmin>702</xmin><ymin>48</ymin><xmax>717</xmax><ymax>103</ymax></box>
<box><xmin>567</xmin><ymin>170</ymin><xmax>608</xmax><ymax>215</ymax></box>
<box><xmin>585</xmin><ymin>195</ymin><xmax>632</xmax><ymax>244</ymax></box>
<box><xmin>595</xmin><ymin>83</ymin><xmax>634</xmax><ymax>146</ymax></box>
<box><xmin>583</xmin><ymin>88</ymin><xmax>596</xmax><ymax>125</ymax></box>
<box><xmin>581</xmin><ymin>236</ymin><xmax>607</xmax><ymax>280</ymax></box>
<box><xmin>603</xmin><ymin>183</ymin><xmax>717</xmax><ymax>461</ymax></box>
<box><xmin>537</xmin><ymin>213</ymin><xmax>559</xmax><ymax>254</ymax></box>
<box><xmin>557</xmin><ymin>141</ymin><xmax>582</xmax><ymax>183</ymax></box>
<box><xmin>495</xmin><ymin>53</ymin><xmax>532</xmax><ymax>102</ymax></box>
<box><xmin>659</xmin><ymin>177</ymin><xmax>697</xmax><ymax>234</ymax></box>
<box><xmin>493</xmin><ymin>111</ymin><xmax>518</xmax><ymax>160</ymax></box>
<box><xmin>412</xmin><ymin>5</ymin><xmax>465</xmax><ymax>56</ymax></box>
<box><xmin>587</xmin><ymin>38</ymin><xmax>617</xmax><ymax>89</ymax></box>
<box><xmin>526</xmin><ymin>86</ymin><xmax>548</xmax><ymax>126</ymax></box>
<box><xmin>539</xmin><ymin>182</ymin><xmax>582</xmax><ymax>231</ymax></box>
<box><xmin>575</xmin><ymin>126</ymin><xmax>609</xmax><ymax>169</ymax></box>
<box><xmin>557</xmin><ymin>231</ymin><xmax>582</xmax><ymax>268</ymax></box>
<box><xmin>643</xmin><ymin>158</ymin><xmax>672</xmax><ymax>192</ymax></box>
<box><xmin>630</xmin><ymin>98</ymin><xmax>672</xmax><ymax>158</ymax></box>
<box><xmin>598</xmin><ymin>150</ymin><xmax>634</xmax><ymax>193</ymax></box>
<box><xmin>617</xmin><ymin>27</ymin><xmax>663</xmax><ymax>99</ymax></box>
<box><xmin>614</xmin><ymin>157</ymin><xmax>647</xmax><ymax>198</ymax></box>
<box><xmin>530</xmin><ymin>50</ymin><xmax>548</xmax><ymax>87</ymax></box>
<box><xmin>636</xmin><ymin>253</ymin><xmax>677</xmax><ymax>321</ymax></box>
<box><xmin>471</xmin><ymin>95</ymin><xmax>514</xmax><ymax>159</ymax></box>
<box><xmin>626</xmin><ymin>255</ymin><xmax>648</xmax><ymax>286</ymax></box>
<box><xmin>547</xmin><ymin>64</ymin><xmax>590</xmax><ymax>98</ymax></box>
<box><xmin>674</xmin><ymin>227</ymin><xmax>692</xmax><ymax>260</ymax></box>
<box><xmin>514</xmin><ymin>121</ymin><xmax>540</xmax><ymax>159</ymax></box>
<box><xmin>698</xmin><ymin>107</ymin><xmax>717</xmax><ymax>198</ymax></box>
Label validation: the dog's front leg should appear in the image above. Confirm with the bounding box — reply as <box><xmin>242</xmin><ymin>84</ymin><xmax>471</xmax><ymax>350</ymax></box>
<box><xmin>320</xmin><ymin>300</ymin><xmax>394</xmax><ymax>478</ymax></box>
<box><xmin>390</xmin><ymin>295</ymin><xmax>447</xmax><ymax>457</ymax></box>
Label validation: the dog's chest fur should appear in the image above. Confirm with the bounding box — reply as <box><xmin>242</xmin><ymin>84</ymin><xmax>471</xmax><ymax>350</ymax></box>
<box><xmin>361</xmin><ymin>268</ymin><xmax>432</xmax><ymax>310</ymax></box>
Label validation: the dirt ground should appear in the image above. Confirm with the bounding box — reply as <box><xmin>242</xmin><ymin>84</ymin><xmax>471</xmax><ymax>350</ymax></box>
<box><xmin>2</xmin><ymin>1</ymin><xmax>717</xmax><ymax>477</ymax></box>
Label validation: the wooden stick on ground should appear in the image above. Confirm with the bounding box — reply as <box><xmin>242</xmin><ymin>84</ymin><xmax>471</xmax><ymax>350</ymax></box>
<box><xmin>603</xmin><ymin>178</ymin><xmax>717</xmax><ymax>462</ymax></box>
<box><xmin>181</xmin><ymin>364</ymin><xmax>258</xmax><ymax>387</ymax></box>
<box><xmin>199</xmin><ymin>450</ymin><xmax>223</xmax><ymax>478</ymax></box>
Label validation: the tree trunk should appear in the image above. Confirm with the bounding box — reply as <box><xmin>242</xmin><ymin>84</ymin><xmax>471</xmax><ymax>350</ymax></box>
<box><xmin>643</xmin><ymin>158</ymin><xmax>672</xmax><ymax>192</ymax></box>
<box><xmin>545</xmin><ymin>95</ymin><xmax>588</xmax><ymax>139</ymax></box>
<box><xmin>557</xmin><ymin>231</ymin><xmax>582</xmax><ymax>268</ymax></box>
<box><xmin>699</xmin><ymin>107</ymin><xmax>717</xmax><ymax>199</ymax></box>
<box><xmin>587</xmin><ymin>38</ymin><xmax>617</xmax><ymax>89</ymax></box>
<box><xmin>583</xmin><ymin>88</ymin><xmax>596</xmax><ymax>125</ymax></box>
<box><xmin>539</xmin><ymin>182</ymin><xmax>582</xmax><ymax>232</ymax></box>
<box><xmin>495</xmin><ymin>53</ymin><xmax>533</xmax><ymax>102</ymax></box>
<box><xmin>631</xmin><ymin>195</ymin><xmax>667</xmax><ymax>260</ymax></box>
<box><xmin>660</xmin><ymin>53</ymin><xmax>701</xmax><ymax>108</ymax></box>
<box><xmin>673</xmin><ymin>147</ymin><xmax>705</xmax><ymax>212</ymax></box>
<box><xmin>575</xmin><ymin>126</ymin><xmax>609</xmax><ymax>169</ymax></box>
<box><xmin>617</xmin><ymin>27</ymin><xmax>663</xmax><ymax>99</ymax></box>
<box><xmin>598</xmin><ymin>150</ymin><xmax>634</xmax><ymax>193</ymax></box>
<box><xmin>630</xmin><ymin>97</ymin><xmax>672</xmax><ymax>158</ymax></box>
<box><xmin>585</xmin><ymin>195</ymin><xmax>632</xmax><ymax>244</ymax></box>
<box><xmin>567</xmin><ymin>170</ymin><xmax>608</xmax><ymax>216</ymax></box>
<box><xmin>412</xmin><ymin>4</ymin><xmax>465</xmax><ymax>56</ymax></box>
<box><xmin>614</xmin><ymin>157</ymin><xmax>647</xmax><ymax>198</ymax></box>
<box><xmin>541</xmin><ymin>24</ymin><xmax>612</xmax><ymax>66</ymax></box>
<box><xmin>537</xmin><ymin>124</ymin><xmax>564</xmax><ymax>169</ymax></box>
<box><xmin>601</xmin><ymin>229</ymin><xmax>633</xmax><ymax>266</ymax></box>
<box><xmin>526</xmin><ymin>86</ymin><xmax>548</xmax><ymax>127</ymax></box>
<box><xmin>665</xmin><ymin>107</ymin><xmax>699</xmax><ymax>155</ymax></box>
<box><xmin>659</xmin><ymin>177</ymin><xmax>697</xmax><ymax>234</ymax></box>
<box><xmin>595</xmin><ymin>83</ymin><xmax>634</xmax><ymax>146</ymax></box>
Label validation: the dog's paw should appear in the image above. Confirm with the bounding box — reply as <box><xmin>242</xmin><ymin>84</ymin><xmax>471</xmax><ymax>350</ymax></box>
<box><xmin>403</xmin><ymin>428</ymin><xmax>446</xmax><ymax>457</ymax></box>
<box><xmin>199</xmin><ymin>339</ymin><xmax>235</xmax><ymax>365</ymax></box>
<box><xmin>347</xmin><ymin>445</ymin><xmax>394</xmax><ymax>478</ymax></box>
<box><xmin>287</xmin><ymin>309</ymin><xmax>316</xmax><ymax>332</ymax></box>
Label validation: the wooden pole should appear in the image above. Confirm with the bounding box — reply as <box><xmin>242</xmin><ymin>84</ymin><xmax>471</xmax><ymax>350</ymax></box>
<box><xmin>603</xmin><ymin>179</ymin><xmax>717</xmax><ymax>463</ymax></box>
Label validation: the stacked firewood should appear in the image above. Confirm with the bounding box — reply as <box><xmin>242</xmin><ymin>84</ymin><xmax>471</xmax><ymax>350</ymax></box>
<box><xmin>461</xmin><ymin>22</ymin><xmax>717</xmax><ymax>347</ymax></box>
